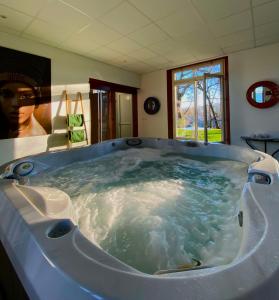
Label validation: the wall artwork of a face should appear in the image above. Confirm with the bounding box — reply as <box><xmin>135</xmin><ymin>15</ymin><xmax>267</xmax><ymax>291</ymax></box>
<box><xmin>0</xmin><ymin>46</ymin><xmax>51</xmax><ymax>139</ymax></box>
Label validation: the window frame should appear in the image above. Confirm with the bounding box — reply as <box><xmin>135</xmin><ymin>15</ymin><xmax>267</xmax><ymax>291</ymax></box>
<box><xmin>166</xmin><ymin>56</ymin><xmax>230</xmax><ymax>144</ymax></box>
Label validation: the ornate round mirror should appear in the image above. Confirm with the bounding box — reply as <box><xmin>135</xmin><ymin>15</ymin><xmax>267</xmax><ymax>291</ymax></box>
<box><xmin>246</xmin><ymin>81</ymin><xmax>279</xmax><ymax>109</ymax></box>
<box><xmin>144</xmin><ymin>97</ymin><xmax>160</xmax><ymax>114</ymax></box>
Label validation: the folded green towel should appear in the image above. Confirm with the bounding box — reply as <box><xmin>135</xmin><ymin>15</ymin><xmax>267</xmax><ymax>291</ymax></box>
<box><xmin>67</xmin><ymin>114</ymin><xmax>84</xmax><ymax>127</ymax></box>
<box><xmin>68</xmin><ymin>130</ymin><xmax>85</xmax><ymax>143</ymax></box>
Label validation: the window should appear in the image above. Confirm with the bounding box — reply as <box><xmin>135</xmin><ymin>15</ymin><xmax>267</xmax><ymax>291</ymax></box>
<box><xmin>167</xmin><ymin>57</ymin><xmax>230</xmax><ymax>143</ymax></box>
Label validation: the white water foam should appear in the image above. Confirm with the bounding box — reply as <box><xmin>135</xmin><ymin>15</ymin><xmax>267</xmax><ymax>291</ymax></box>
<box><xmin>30</xmin><ymin>148</ymin><xmax>247</xmax><ymax>274</ymax></box>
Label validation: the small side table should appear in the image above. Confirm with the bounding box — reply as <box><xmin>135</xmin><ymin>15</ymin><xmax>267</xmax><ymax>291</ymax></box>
<box><xmin>241</xmin><ymin>136</ymin><xmax>279</xmax><ymax>157</ymax></box>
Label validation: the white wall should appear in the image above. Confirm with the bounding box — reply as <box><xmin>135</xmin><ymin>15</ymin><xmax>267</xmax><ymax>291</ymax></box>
<box><xmin>138</xmin><ymin>70</ymin><xmax>168</xmax><ymax>138</ymax></box>
<box><xmin>138</xmin><ymin>42</ymin><xmax>279</xmax><ymax>155</ymax></box>
<box><xmin>0</xmin><ymin>32</ymin><xmax>140</xmax><ymax>165</ymax></box>
<box><xmin>229</xmin><ymin>43</ymin><xmax>279</xmax><ymax>148</ymax></box>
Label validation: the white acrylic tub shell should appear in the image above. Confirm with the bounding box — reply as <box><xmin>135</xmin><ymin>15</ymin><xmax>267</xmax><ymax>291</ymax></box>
<box><xmin>0</xmin><ymin>138</ymin><xmax>279</xmax><ymax>300</ymax></box>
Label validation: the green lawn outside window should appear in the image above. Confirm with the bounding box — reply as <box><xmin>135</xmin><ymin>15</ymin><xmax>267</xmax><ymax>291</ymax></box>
<box><xmin>176</xmin><ymin>128</ymin><xmax>222</xmax><ymax>143</ymax></box>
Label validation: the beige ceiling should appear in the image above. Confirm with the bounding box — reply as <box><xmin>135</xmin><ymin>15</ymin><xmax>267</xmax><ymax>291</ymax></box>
<box><xmin>0</xmin><ymin>0</ymin><xmax>279</xmax><ymax>74</ymax></box>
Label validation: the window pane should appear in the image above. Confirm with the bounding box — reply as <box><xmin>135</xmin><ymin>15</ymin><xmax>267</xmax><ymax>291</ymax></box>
<box><xmin>175</xmin><ymin>70</ymin><xmax>194</xmax><ymax>80</ymax></box>
<box><xmin>196</xmin><ymin>80</ymin><xmax>205</xmax><ymax>142</ymax></box>
<box><xmin>196</xmin><ymin>66</ymin><xmax>212</xmax><ymax>77</ymax></box>
<box><xmin>175</xmin><ymin>72</ymin><xmax>182</xmax><ymax>81</ymax></box>
<box><xmin>174</xmin><ymin>63</ymin><xmax>222</xmax><ymax>82</ymax></box>
<box><xmin>196</xmin><ymin>64</ymin><xmax>221</xmax><ymax>77</ymax></box>
<box><xmin>211</xmin><ymin>64</ymin><xmax>221</xmax><ymax>73</ymax></box>
<box><xmin>205</xmin><ymin>77</ymin><xmax>223</xmax><ymax>142</ymax></box>
<box><xmin>176</xmin><ymin>84</ymin><xmax>196</xmax><ymax>139</ymax></box>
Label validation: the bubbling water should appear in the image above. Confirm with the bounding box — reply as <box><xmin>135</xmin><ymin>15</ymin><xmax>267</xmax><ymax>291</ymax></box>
<box><xmin>30</xmin><ymin>148</ymin><xmax>247</xmax><ymax>274</ymax></box>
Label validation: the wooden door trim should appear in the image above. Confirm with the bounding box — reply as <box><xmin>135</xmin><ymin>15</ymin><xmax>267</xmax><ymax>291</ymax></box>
<box><xmin>108</xmin><ymin>90</ymin><xmax>116</xmax><ymax>140</ymax></box>
<box><xmin>90</xmin><ymin>92</ymin><xmax>99</xmax><ymax>144</ymax></box>
<box><xmin>132</xmin><ymin>93</ymin><xmax>138</xmax><ymax>137</ymax></box>
<box><xmin>89</xmin><ymin>78</ymin><xmax>138</xmax><ymax>94</ymax></box>
<box><xmin>89</xmin><ymin>78</ymin><xmax>139</xmax><ymax>141</ymax></box>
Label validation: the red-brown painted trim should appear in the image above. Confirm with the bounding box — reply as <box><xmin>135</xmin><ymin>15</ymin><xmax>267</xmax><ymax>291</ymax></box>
<box><xmin>168</xmin><ymin>56</ymin><xmax>228</xmax><ymax>73</ymax></box>
<box><xmin>167</xmin><ymin>69</ymin><xmax>173</xmax><ymax>139</ymax></box>
<box><xmin>166</xmin><ymin>56</ymin><xmax>231</xmax><ymax>144</ymax></box>
<box><xmin>224</xmin><ymin>56</ymin><xmax>230</xmax><ymax>144</ymax></box>
<box><xmin>90</xmin><ymin>92</ymin><xmax>99</xmax><ymax>144</ymax></box>
<box><xmin>108</xmin><ymin>90</ymin><xmax>116</xmax><ymax>140</ymax></box>
<box><xmin>89</xmin><ymin>78</ymin><xmax>138</xmax><ymax>94</ymax></box>
<box><xmin>246</xmin><ymin>81</ymin><xmax>279</xmax><ymax>109</ymax></box>
<box><xmin>132</xmin><ymin>93</ymin><xmax>138</xmax><ymax>137</ymax></box>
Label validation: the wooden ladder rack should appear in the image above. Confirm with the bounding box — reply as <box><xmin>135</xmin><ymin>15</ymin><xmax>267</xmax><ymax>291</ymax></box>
<box><xmin>64</xmin><ymin>90</ymin><xmax>89</xmax><ymax>147</ymax></box>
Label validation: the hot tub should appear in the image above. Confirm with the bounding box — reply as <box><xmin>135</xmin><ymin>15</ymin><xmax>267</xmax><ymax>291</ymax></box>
<box><xmin>0</xmin><ymin>138</ymin><xmax>279</xmax><ymax>300</ymax></box>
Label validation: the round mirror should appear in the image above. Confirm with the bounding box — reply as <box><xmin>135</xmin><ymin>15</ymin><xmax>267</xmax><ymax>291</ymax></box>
<box><xmin>246</xmin><ymin>81</ymin><xmax>279</xmax><ymax>108</ymax></box>
<box><xmin>144</xmin><ymin>97</ymin><xmax>160</xmax><ymax>114</ymax></box>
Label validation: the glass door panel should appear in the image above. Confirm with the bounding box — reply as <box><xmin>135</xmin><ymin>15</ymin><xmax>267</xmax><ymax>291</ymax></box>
<box><xmin>99</xmin><ymin>90</ymin><xmax>109</xmax><ymax>142</ymax></box>
<box><xmin>173</xmin><ymin>58</ymin><xmax>228</xmax><ymax>143</ymax></box>
<box><xmin>203</xmin><ymin>75</ymin><xmax>223</xmax><ymax>143</ymax></box>
<box><xmin>175</xmin><ymin>75</ymin><xmax>224</xmax><ymax>143</ymax></box>
<box><xmin>91</xmin><ymin>89</ymin><xmax>110</xmax><ymax>144</ymax></box>
<box><xmin>196</xmin><ymin>80</ymin><xmax>205</xmax><ymax>142</ymax></box>
<box><xmin>175</xmin><ymin>83</ymin><xmax>196</xmax><ymax>139</ymax></box>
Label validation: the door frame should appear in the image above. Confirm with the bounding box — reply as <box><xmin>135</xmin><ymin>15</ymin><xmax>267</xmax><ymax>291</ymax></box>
<box><xmin>89</xmin><ymin>78</ymin><xmax>139</xmax><ymax>143</ymax></box>
<box><xmin>166</xmin><ymin>56</ymin><xmax>230</xmax><ymax>144</ymax></box>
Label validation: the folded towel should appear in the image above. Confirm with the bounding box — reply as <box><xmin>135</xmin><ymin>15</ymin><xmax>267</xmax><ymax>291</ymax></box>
<box><xmin>68</xmin><ymin>130</ymin><xmax>85</xmax><ymax>143</ymax></box>
<box><xmin>67</xmin><ymin>114</ymin><xmax>84</xmax><ymax>127</ymax></box>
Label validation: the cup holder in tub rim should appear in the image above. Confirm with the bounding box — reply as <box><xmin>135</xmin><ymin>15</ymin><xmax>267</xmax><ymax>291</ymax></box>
<box><xmin>248</xmin><ymin>172</ymin><xmax>271</xmax><ymax>185</ymax></box>
<box><xmin>184</xmin><ymin>140</ymin><xmax>201</xmax><ymax>147</ymax></box>
<box><xmin>126</xmin><ymin>138</ymin><xmax>142</xmax><ymax>146</ymax></box>
<box><xmin>47</xmin><ymin>220</ymin><xmax>74</xmax><ymax>239</ymax></box>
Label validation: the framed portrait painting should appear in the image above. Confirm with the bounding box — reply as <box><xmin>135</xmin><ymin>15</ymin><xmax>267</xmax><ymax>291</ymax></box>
<box><xmin>0</xmin><ymin>46</ymin><xmax>51</xmax><ymax>139</ymax></box>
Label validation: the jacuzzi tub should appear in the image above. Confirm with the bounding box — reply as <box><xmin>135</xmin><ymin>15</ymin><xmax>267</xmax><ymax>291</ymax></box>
<box><xmin>0</xmin><ymin>138</ymin><xmax>279</xmax><ymax>300</ymax></box>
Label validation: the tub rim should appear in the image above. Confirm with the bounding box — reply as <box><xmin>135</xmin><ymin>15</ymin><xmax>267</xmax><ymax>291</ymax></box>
<box><xmin>1</xmin><ymin>138</ymin><xmax>279</xmax><ymax>300</ymax></box>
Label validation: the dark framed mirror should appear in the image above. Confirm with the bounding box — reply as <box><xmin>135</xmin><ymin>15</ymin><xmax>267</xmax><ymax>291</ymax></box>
<box><xmin>246</xmin><ymin>81</ymin><xmax>279</xmax><ymax>109</ymax></box>
<box><xmin>144</xmin><ymin>97</ymin><xmax>160</xmax><ymax>115</ymax></box>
